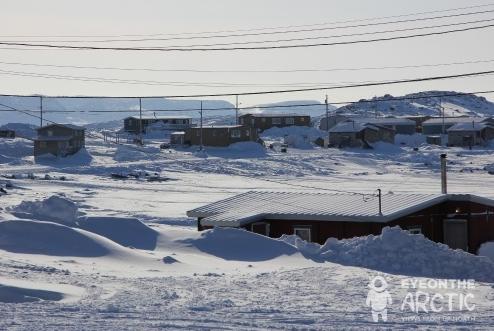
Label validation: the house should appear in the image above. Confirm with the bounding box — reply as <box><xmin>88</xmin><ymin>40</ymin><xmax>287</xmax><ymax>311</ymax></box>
<box><xmin>184</xmin><ymin>125</ymin><xmax>259</xmax><ymax>147</ymax></box>
<box><xmin>421</xmin><ymin>117</ymin><xmax>491</xmax><ymax>135</ymax></box>
<box><xmin>239</xmin><ymin>113</ymin><xmax>310</xmax><ymax>132</ymax></box>
<box><xmin>123</xmin><ymin>116</ymin><xmax>193</xmax><ymax>134</ymax></box>
<box><xmin>187</xmin><ymin>191</ymin><xmax>494</xmax><ymax>253</ymax></box>
<box><xmin>447</xmin><ymin>121</ymin><xmax>494</xmax><ymax>147</ymax></box>
<box><xmin>170</xmin><ymin>131</ymin><xmax>185</xmax><ymax>145</ymax></box>
<box><xmin>328</xmin><ymin>121</ymin><xmax>395</xmax><ymax>148</ymax></box>
<box><xmin>320</xmin><ymin>115</ymin><xmax>416</xmax><ymax>135</ymax></box>
<box><xmin>405</xmin><ymin>115</ymin><xmax>432</xmax><ymax>133</ymax></box>
<box><xmin>34</xmin><ymin>124</ymin><xmax>85</xmax><ymax>157</ymax></box>
<box><xmin>0</xmin><ymin>130</ymin><xmax>15</xmax><ymax>138</ymax></box>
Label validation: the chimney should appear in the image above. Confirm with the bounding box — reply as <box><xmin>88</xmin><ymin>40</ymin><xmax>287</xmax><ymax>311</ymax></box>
<box><xmin>440</xmin><ymin>154</ymin><xmax>447</xmax><ymax>194</ymax></box>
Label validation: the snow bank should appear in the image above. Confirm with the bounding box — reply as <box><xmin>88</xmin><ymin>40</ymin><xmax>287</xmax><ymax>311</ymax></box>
<box><xmin>395</xmin><ymin>134</ymin><xmax>427</xmax><ymax>147</ymax></box>
<box><xmin>180</xmin><ymin>227</ymin><xmax>298</xmax><ymax>261</ymax></box>
<box><xmin>0</xmin><ymin>277</ymin><xmax>84</xmax><ymax>303</ymax></box>
<box><xmin>113</xmin><ymin>144</ymin><xmax>160</xmax><ymax>162</ymax></box>
<box><xmin>0</xmin><ymin>220</ymin><xmax>111</xmax><ymax>257</ymax></box>
<box><xmin>261</xmin><ymin>126</ymin><xmax>324</xmax><ymax>149</ymax></box>
<box><xmin>35</xmin><ymin>148</ymin><xmax>93</xmax><ymax>166</ymax></box>
<box><xmin>0</xmin><ymin>138</ymin><xmax>33</xmax><ymax>164</ymax></box>
<box><xmin>478</xmin><ymin>241</ymin><xmax>494</xmax><ymax>261</ymax></box>
<box><xmin>78</xmin><ymin>216</ymin><xmax>159</xmax><ymax>250</ymax></box>
<box><xmin>280</xmin><ymin>227</ymin><xmax>494</xmax><ymax>282</ymax></box>
<box><xmin>10</xmin><ymin>195</ymin><xmax>79</xmax><ymax>225</ymax></box>
<box><xmin>204</xmin><ymin>142</ymin><xmax>266</xmax><ymax>158</ymax></box>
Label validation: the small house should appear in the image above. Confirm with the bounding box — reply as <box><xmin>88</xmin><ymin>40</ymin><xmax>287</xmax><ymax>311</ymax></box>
<box><xmin>123</xmin><ymin>116</ymin><xmax>193</xmax><ymax>134</ymax></box>
<box><xmin>187</xmin><ymin>191</ymin><xmax>494</xmax><ymax>254</ymax></box>
<box><xmin>170</xmin><ymin>131</ymin><xmax>185</xmax><ymax>145</ymax></box>
<box><xmin>328</xmin><ymin>121</ymin><xmax>395</xmax><ymax>148</ymax></box>
<box><xmin>34</xmin><ymin>124</ymin><xmax>85</xmax><ymax>157</ymax></box>
<box><xmin>321</xmin><ymin>116</ymin><xmax>416</xmax><ymax>135</ymax></box>
<box><xmin>0</xmin><ymin>130</ymin><xmax>15</xmax><ymax>139</ymax></box>
<box><xmin>447</xmin><ymin>121</ymin><xmax>494</xmax><ymax>147</ymax></box>
<box><xmin>184</xmin><ymin>125</ymin><xmax>259</xmax><ymax>147</ymax></box>
<box><xmin>421</xmin><ymin>117</ymin><xmax>491</xmax><ymax>135</ymax></box>
<box><xmin>239</xmin><ymin>113</ymin><xmax>310</xmax><ymax>132</ymax></box>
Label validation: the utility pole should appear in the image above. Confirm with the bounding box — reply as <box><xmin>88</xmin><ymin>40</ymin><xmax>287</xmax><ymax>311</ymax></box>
<box><xmin>440</xmin><ymin>97</ymin><xmax>445</xmax><ymax>135</ymax></box>
<box><xmin>138</xmin><ymin>97</ymin><xmax>143</xmax><ymax>145</ymax></box>
<box><xmin>325</xmin><ymin>94</ymin><xmax>329</xmax><ymax>148</ymax></box>
<box><xmin>40</xmin><ymin>96</ymin><xmax>43</xmax><ymax>127</ymax></box>
<box><xmin>200</xmin><ymin>101</ymin><xmax>203</xmax><ymax>151</ymax></box>
<box><xmin>235</xmin><ymin>95</ymin><xmax>239</xmax><ymax>125</ymax></box>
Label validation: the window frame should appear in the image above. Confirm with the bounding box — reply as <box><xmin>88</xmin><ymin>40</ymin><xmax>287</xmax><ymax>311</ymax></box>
<box><xmin>293</xmin><ymin>226</ymin><xmax>312</xmax><ymax>242</ymax></box>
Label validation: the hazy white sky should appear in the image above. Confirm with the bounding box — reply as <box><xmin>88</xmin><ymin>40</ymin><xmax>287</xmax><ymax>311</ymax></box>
<box><xmin>0</xmin><ymin>0</ymin><xmax>493</xmax><ymax>106</ymax></box>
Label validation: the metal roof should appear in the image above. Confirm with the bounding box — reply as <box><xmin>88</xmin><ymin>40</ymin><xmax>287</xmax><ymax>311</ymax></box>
<box><xmin>328</xmin><ymin>121</ymin><xmax>381</xmax><ymax>133</ymax></box>
<box><xmin>447</xmin><ymin>122</ymin><xmax>494</xmax><ymax>132</ymax></box>
<box><xmin>240</xmin><ymin>113</ymin><xmax>308</xmax><ymax>118</ymax></box>
<box><xmin>37</xmin><ymin>124</ymin><xmax>85</xmax><ymax>131</ymax></box>
<box><xmin>422</xmin><ymin>117</ymin><xmax>488</xmax><ymax>126</ymax></box>
<box><xmin>357</xmin><ymin>117</ymin><xmax>416</xmax><ymax>126</ymax></box>
<box><xmin>186</xmin><ymin>191</ymin><xmax>493</xmax><ymax>227</ymax></box>
<box><xmin>125</xmin><ymin>115</ymin><xmax>191</xmax><ymax>120</ymax></box>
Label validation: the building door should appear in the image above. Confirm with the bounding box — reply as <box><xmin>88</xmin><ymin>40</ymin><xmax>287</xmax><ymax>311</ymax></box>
<box><xmin>443</xmin><ymin>219</ymin><xmax>468</xmax><ymax>251</ymax></box>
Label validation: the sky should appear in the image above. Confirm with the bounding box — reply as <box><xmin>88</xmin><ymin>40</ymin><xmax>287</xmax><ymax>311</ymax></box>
<box><xmin>0</xmin><ymin>0</ymin><xmax>493</xmax><ymax>107</ymax></box>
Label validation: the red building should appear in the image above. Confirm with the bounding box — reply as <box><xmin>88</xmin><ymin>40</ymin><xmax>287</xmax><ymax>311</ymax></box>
<box><xmin>187</xmin><ymin>191</ymin><xmax>494</xmax><ymax>254</ymax></box>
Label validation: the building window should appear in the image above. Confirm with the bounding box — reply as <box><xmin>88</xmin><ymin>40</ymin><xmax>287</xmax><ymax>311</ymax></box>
<box><xmin>231</xmin><ymin>129</ymin><xmax>241</xmax><ymax>138</ymax></box>
<box><xmin>196</xmin><ymin>130</ymin><xmax>200</xmax><ymax>137</ymax></box>
<box><xmin>251</xmin><ymin>222</ymin><xmax>270</xmax><ymax>236</ymax></box>
<box><xmin>261</xmin><ymin>118</ymin><xmax>266</xmax><ymax>123</ymax></box>
<box><xmin>245</xmin><ymin>130</ymin><xmax>250</xmax><ymax>136</ymax></box>
<box><xmin>39</xmin><ymin>141</ymin><xmax>47</xmax><ymax>148</ymax></box>
<box><xmin>407</xmin><ymin>226</ymin><xmax>422</xmax><ymax>235</ymax></box>
<box><xmin>301</xmin><ymin>117</ymin><xmax>306</xmax><ymax>122</ymax></box>
<box><xmin>240</xmin><ymin>118</ymin><xmax>244</xmax><ymax>124</ymax></box>
<box><xmin>294</xmin><ymin>227</ymin><xmax>311</xmax><ymax>242</ymax></box>
<box><xmin>251</xmin><ymin>119</ymin><xmax>255</xmax><ymax>125</ymax></box>
<box><xmin>47</xmin><ymin>130</ymin><xmax>53</xmax><ymax>137</ymax></box>
<box><xmin>272</xmin><ymin>118</ymin><xmax>281</xmax><ymax>125</ymax></box>
<box><xmin>285</xmin><ymin>117</ymin><xmax>295</xmax><ymax>125</ymax></box>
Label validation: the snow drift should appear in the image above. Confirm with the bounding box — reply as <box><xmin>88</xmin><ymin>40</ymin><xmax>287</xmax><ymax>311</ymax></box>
<box><xmin>0</xmin><ymin>220</ymin><xmax>111</xmax><ymax>257</ymax></box>
<box><xmin>478</xmin><ymin>241</ymin><xmax>494</xmax><ymax>262</ymax></box>
<box><xmin>281</xmin><ymin>227</ymin><xmax>494</xmax><ymax>282</ymax></box>
<box><xmin>10</xmin><ymin>195</ymin><xmax>79</xmax><ymax>225</ymax></box>
<box><xmin>261</xmin><ymin>126</ymin><xmax>325</xmax><ymax>149</ymax></box>
<box><xmin>180</xmin><ymin>227</ymin><xmax>298</xmax><ymax>261</ymax></box>
<box><xmin>78</xmin><ymin>216</ymin><xmax>159</xmax><ymax>250</ymax></box>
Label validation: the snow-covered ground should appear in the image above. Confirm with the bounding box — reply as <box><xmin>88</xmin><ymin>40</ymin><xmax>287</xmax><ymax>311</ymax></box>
<box><xmin>1</xmin><ymin>130</ymin><xmax>494</xmax><ymax>329</ymax></box>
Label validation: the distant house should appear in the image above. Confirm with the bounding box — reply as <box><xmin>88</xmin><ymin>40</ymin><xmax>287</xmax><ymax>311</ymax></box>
<box><xmin>239</xmin><ymin>113</ymin><xmax>310</xmax><ymax>132</ymax></box>
<box><xmin>0</xmin><ymin>130</ymin><xmax>15</xmax><ymax>139</ymax></box>
<box><xmin>170</xmin><ymin>131</ymin><xmax>185</xmax><ymax>145</ymax></box>
<box><xmin>328</xmin><ymin>121</ymin><xmax>395</xmax><ymax>148</ymax></box>
<box><xmin>123</xmin><ymin>116</ymin><xmax>193</xmax><ymax>134</ymax></box>
<box><xmin>187</xmin><ymin>191</ymin><xmax>494</xmax><ymax>253</ymax></box>
<box><xmin>320</xmin><ymin>115</ymin><xmax>416</xmax><ymax>134</ymax></box>
<box><xmin>421</xmin><ymin>117</ymin><xmax>492</xmax><ymax>135</ymax></box>
<box><xmin>447</xmin><ymin>121</ymin><xmax>494</xmax><ymax>147</ymax></box>
<box><xmin>405</xmin><ymin>115</ymin><xmax>432</xmax><ymax>133</ymax></box>
<box><xmin>184</xmin><ymin>125</ymin><xmax>259</xmax><ymax>147</ymax></box>
<box><xmin>34</xmin><ymin>124</ymin><xmax>85</xmax><ymax>157</ymax></box>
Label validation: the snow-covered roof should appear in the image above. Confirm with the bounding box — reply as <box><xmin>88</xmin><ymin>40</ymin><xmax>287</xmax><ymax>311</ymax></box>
<box><xmin>356</xmin><ymin>117</ymin><xmax>416</xmax><ymax>126</ymax></box>
<box><xmin>447</xmin><ymin>122</ymin><xmax>494</xmax><ymax>132</ymax></box>
<box><xmin>328</xmin><ymin>121</ymin><xmax>381</xmax><ymax>133</ymax></box>
<box><xmin>423</xmin><ymin>117</ymin><xmax>489</xmax><ymax>126</ymax></box>
<box><xmin>187</xmin><ymin>192</ymin><xmax>494</xmax><ymax>227</ymax></box>
<box><xmin>191</xmin><ymin>125</ymin><xmax>244</xmax><ymax>129</ymax></box>
<box><xmin>37</xmin><ymin>124</ymin><xmax>85</xmax><ymax>131</ymax></box>
<box><xmin>241</xmin><ymin>113</ymin><xmax>308</xmax><ymax>118</ymax></box>
<box><xmin>125</xmin><ymin>115</ymin><xmax>192</xmax><ymax>120</ymax></box>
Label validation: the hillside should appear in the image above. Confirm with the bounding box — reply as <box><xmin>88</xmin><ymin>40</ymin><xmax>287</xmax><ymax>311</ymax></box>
<box><xmin>334</xmin><ymin>91</ymin><xmax>494</xmax><ymax>117</ymax></box>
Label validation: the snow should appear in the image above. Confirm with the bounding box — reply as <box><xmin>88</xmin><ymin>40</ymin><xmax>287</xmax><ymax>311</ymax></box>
<box><xmin>281</xmin><ymin>227</ymin><xmax>494</xmax><ymax>282</ymax></box>
<box><xmin>2</xmin><ymin>115</ymin><xmax>494</xmax><ymax>329</ymax></box>
<box><xmin>478</xmin><ymin>241</ymin><xmax>494</xmax><ymax>261</ymax></box>
<box><xmin>261</xmin><ymin>125</ymin><xmax>325</xmax><ymax>148</ymax></box>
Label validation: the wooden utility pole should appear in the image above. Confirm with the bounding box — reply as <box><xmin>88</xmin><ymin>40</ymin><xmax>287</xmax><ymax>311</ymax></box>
<box><xmin>40</xmin><ymin>96</ymin><xmax>43</xmax><ymax>127</ymax></box>
<box><xmin>200</xmin><ymin>101</ymin><xmax>203</xmax><ymax>150</ymax></box>
<box><xmin>325</xmin><ymin>94</ymin><xmax>329</xmax><ymax>148</ymax></box>
<box><xmin>138</xmin><ymin>97</ymin><xmax>143</xmax><ymax>145</ymax></box>
<box><xmin>235</xmin><ymin>95</ymin><xmax>239</xmax><ymax>125</ymax></box>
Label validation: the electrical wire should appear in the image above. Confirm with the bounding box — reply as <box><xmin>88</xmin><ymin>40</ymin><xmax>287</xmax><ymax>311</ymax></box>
<box><xmin>0</xmin><ymin>23</ymin><xmax>493</xmax><ymax>52</ymax></box>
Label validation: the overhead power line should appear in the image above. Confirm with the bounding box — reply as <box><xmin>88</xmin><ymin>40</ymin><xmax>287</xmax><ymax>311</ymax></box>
<box><xmin>1</xmin><ymin>23</ymin><xmax>492</xmax><ymax>52</ymax></box>
<box><xmin>1</xmin><ymin>3</ymin><xmax>493</xmax><ymax>39</ymax></box>
<box><xmin>5</xmin><ymin>9</ymin><xmax>494</xmax><ymax>43</ymax></box>
<box><xmin>0</xmin><ymin>70</ymin><xmax>493</xmax><ymax>99</ymax></box>
<box><xmin>2</xmin><ymin>91</ymin><xmax>494</xmax><ymax>114</ymax></box>
<box><xmin>0</xmin><ymin>58</ymin><xmax>493</xmax><ymax>74</ymax></box>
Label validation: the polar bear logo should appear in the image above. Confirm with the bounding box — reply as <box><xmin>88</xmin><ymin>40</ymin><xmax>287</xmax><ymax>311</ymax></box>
<box><xmin>366</xmin><ymin>276</ymin><xmax>392</xmax><ymax>322</ymax></box>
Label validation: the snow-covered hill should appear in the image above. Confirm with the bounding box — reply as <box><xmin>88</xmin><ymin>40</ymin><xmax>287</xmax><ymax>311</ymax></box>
<box><xmin>334</xmin><ymin>91</ymin><xmax>494</xmax><ymax>117</ymax></box>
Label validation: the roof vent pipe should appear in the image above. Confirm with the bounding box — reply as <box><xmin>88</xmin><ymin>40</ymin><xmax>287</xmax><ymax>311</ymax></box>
<box><xmin>440</xmin><ymin>154</ymin><xmax>447</xmax><ymax>194</ymax></box>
